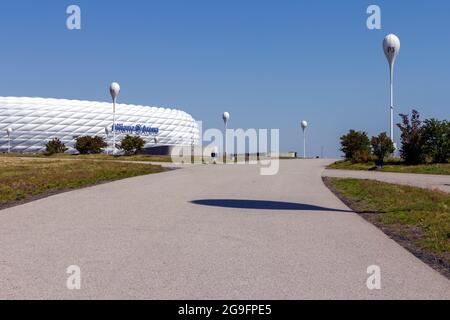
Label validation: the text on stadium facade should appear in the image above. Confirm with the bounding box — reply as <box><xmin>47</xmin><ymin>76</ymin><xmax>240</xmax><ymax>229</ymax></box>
<box><xmin>112</xmin><ymin>123</ymin><xmax>159</xmax><ymax>135</ymax></box>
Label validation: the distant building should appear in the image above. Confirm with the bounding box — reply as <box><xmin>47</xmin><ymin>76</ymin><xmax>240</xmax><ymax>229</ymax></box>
<box><xmin>0</xmin><ymin>97</ymin><xmax>200</xmax><ymax>154</ymax></box>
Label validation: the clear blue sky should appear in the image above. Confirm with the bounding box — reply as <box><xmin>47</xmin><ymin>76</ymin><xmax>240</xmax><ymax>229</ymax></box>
<box><xmin>0</xmin><ymin>0</ymin><xmax>448</xmax><ymax>157</ymax></box>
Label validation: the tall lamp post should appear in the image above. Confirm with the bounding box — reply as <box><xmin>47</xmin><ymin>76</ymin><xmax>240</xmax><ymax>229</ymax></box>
<box><xmin>383</xmin><ymin>34</ymin><xmax>400</xmax><ymax>145</ymax></box>
<box><xmin>191</xmin><ymin>123</ymin><xmax>195</xmax><ymax>164</ymax></box>
<box><xmin>6</xmin><ymin>128</ymin><xmax>13</xmax><ymax>153</ymax></box>
<box><xmin>222</xmin><ymin>112</ymin><xmax>230</xmax><ymax>163</ymax></box>
<box><xmin>301</xmin><ymin>121</ymin><xmax>308</xmax><ymax>159</ymax></box>
<box><xmin>104</xmin><ymin>126</ymin><xmax>111</xmax><ymax>155</ymax></box>
<box><xmin>109</xmin><ymin>82</ymin><xmax>121</xmax><ymax>155</ymax></box>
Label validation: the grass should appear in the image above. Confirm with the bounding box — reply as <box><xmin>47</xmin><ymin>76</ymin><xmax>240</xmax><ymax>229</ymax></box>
<box><xmin>328</xmin><ymin>160</ymin><xmax>450</xmax><ymax>175</ymax></box>
<box><xmin>1</xmin><ymin>153</ymin><xmax>173</xmax><ymax>163</ymax></box>
<box><xmin>0</xmin><ymin>157</ymin><xmax>165</xmax><ymax>209</ymax></box>
<box><xmin>324</xmin><ymin>177</ymin><xmax>450</xmax><ymax>277</ymax></box>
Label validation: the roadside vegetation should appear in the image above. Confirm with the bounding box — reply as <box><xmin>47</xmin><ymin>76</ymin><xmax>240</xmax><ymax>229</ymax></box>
<box><xmin>45</xmin><ymin>138</ymin><xmax>68</xmax><ymax>155</ymax></box>
<box><xmin>324</xmin><ymin>177</ymin><xmax>450</xmax><ymax>277</ymax></box>
<box><xmin>9</xmin><ymin>134</ymin><xmax>173</xmax><ymax>162</ymax></box>
<box><xmin>117</xmin><ymin>135</ymin><xmax>147</xmax><ymax>155</ymax></box>
<box><xmin>0</xmin><ymin>157</ymin><xmax>165</xmax><ymax>209</ymax></box>
<box><xmin>330</xmin><ymin>110</ymin><xmax>449</xmax><ymax>175</ymax></box>
<box><xmin>74</xmin><ymin>135</ymin><xmax>108</xmax><ymax>154</ymax></box>
<box><xmin>329</xmin><ymin>160</ymin><xmax>450</xmax><ymax>175</ymax></box>
<box><xmin>1</xmin><ymin>152</ymin><xmax>173</xmax><ymax>163</ymax></box>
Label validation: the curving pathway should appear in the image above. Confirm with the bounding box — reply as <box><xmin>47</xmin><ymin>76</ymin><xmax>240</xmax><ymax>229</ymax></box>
<box><xmin>0</xmin><ymin>160</ymin><xmax>448</xmax><ymax>299</ymax></box>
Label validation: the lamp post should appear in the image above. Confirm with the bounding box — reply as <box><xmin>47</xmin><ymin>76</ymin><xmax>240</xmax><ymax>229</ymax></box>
<box><xmin>222</xmin><ymin>112</ymin><xmax>230</xmax><ymax>163</ymax></box>
<box><xmin>104</xmin><ymin>126</ymin><xmax>111</xmax><ymax>155</ymax></box>
<box><xmin>109</xmin><ymin>82</ymin><xmax>121</xmax><ymax>155</ymax></box>
<box><xmin>301</xmin><ymin>121</ymin><xmax>308</xmax><ymax>159</ymax></box>
<box><xmin>191</xmin><ymin>123</ymin><xmax>195</xmax><ymax>164</ymax></box>
<box><xmin>6</xmin><ymin>128</ymin><xmax>12</xmax><ymax>153</ymax></box>
<box><xmin>383</xmin><ymin>34</ymin><xmax>400</xmax><ymax>145</ymax></box>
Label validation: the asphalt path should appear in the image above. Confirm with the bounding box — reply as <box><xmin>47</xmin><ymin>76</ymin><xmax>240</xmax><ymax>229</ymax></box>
<box><xmin>0</xmin><ymin>160</ymin><xmax>448</xmax><ymax>299</ymax></box>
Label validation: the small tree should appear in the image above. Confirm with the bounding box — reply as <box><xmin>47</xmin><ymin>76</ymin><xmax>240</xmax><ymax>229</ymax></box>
<box><xmin>118</xmin><ymin>135</ymin><xmax>146</xmax><ymax>155</ymax></box>
<box><xmin>371</xmin><ymin>132</ymin><xmax>395</xmax><ymax>167</ymax></box>
<box><xmin>74</xmin><ymin>136</ymin><xmax>107</xmax><ymax>154</ymax></box>
<box><xmin>422</xmin><ymin>119</ymin><xmax>450</xmax><ymax>163</ymax></box>
<box><xmin>397</xmin><ymin>110</ymin><xmax>424</xmax><ymax>164</ymax></box>
<box><xmin>45</xmin><ymin>138</ymin><xmax>68</xmax><ymax>155</ymax></box>
<box><xmin>340</xmin><ymin>130</ymin><xmax>372</xmax><ymax>163</ymax></box>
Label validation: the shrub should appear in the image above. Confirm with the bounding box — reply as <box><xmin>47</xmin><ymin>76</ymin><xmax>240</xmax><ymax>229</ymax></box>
<box><xmin>422</xmin><ymin>119</ymin><xmax>450</xmax><ymax>163</ymax></box>
<box><xmin>117</xmin><ymin>135</ymin><xmax>146</xmax><ymax>155</ymax></box>
<box><xmin>352</xmin><ymin>149</ymin><xmax>373</xmax><ymax>163</ymax></box>
<box><xmin>340</xmin><ymin>130</ymin><xmax>372</xmax><ymax>163</ymax></box>
<box><xmin>45</xmin><ymin>138</ymin><xmax>68</xmax><ymax>155</ymax></box>
<box><xmin>74</xmin><ymin>136</ymin><xmax>107</xmax><ymax>154</ymax></box>
<box><xmin>397</xmin><ymin>110</ymin><xmax>425</xmax><ymax>164</ymax></box>
<box><xmin>371</xmin><ymin>132</ymin><xmax>395</xmax><ymax>166</ymax></box>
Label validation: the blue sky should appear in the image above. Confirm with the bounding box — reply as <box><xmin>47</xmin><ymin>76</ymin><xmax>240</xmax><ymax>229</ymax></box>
<box><xmin>0</xmin><ymin>0</ymin><xmax>448</xmax><ymax>157</ymax></box>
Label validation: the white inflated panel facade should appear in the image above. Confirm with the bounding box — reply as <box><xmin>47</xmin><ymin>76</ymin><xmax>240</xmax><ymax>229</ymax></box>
<box><xmin>0</xmin><ymin>97</ymin><xmax>200</xmax><ymax>153</ymax></box>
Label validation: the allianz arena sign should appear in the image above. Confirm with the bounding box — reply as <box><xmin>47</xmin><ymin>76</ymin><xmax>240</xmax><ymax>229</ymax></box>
<box><xmin>113</xmin><ymin>123</ymin><xmax>159</xmax><ymax>135</ymax></box>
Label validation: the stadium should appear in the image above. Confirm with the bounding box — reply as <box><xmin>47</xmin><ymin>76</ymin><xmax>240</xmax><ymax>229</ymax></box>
<box><xmin>0</xmin><ymin>97</ymin><xmax>200</xmax><ymax>154</ymax></box>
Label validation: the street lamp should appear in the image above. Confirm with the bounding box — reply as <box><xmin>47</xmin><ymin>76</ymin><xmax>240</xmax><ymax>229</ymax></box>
<box><xmin>222</xmin><ymin>112</ymin><xmax>230</xmax><ymax>163</ymax></box>
<box><xmin>6</xmin><ymin>128</ymin><xmax>12</xmax><ymax>153</ymax></box>
<box><xmin>383</xmin><ymin>34</ymin><xmax>400</xmax><ymax>145</ymax></box>
<box><xmin>109</xmin><ymin>82</ymin><xmax>121</xmax><ymax>155</ymax></box>
<box><xmin>301</xmin><ymin>120</ymin><xmax>308</xmax><ymax>159</ymax></box>
<box><xmin>191</xmin><ymin>123</ymin><xmax>195</xmax><ymax>164</ymax></box>
<box><xmin>104</xmin><ymin>126</ymin><xmax>111</xmax><ymax>155</ymax></box>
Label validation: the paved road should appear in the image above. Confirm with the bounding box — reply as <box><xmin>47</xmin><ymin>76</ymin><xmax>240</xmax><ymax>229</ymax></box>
<box><xmin>323</xmin><ymin>169</ymin><xmax>450</xmax><ymax>193</ymax></box>
<box><xmin>0</xmin><ymin>160</ymin><xmax>449</xmax><ymax>299</ymax></box>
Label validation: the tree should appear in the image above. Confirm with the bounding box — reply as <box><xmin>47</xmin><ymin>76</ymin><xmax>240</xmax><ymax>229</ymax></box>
<box><xmin>422</xmin><ymin>119</ymin><xmax>450</xmax><ymax>163</ymax></box>
<box><xmin>45</xmin><ymin>138</ymin><xmax>68</xmax><ymax>155</ymax></box>
<box><xmin>397</xmin><ymin>110</ymin><xmax>425</xmax><ymax>164</ymax></box>
<box><xmin>74</xmin><ymin>136</ymin><xmax>107</xmax><ymax>154</ymax></box>
<box><xmin>117</xmin><ymin>135</ymin><xmax>146</xmax><ymax>155</ymax></box>
<box><xmin>340</xmin><ymin>130</ymin><xmax>372</xmax><ymax>163</ymax></box>
<box><xmin>371</xmin><ymin>132</ymin><xmax>395</xmax><ymax>167</ymax></box>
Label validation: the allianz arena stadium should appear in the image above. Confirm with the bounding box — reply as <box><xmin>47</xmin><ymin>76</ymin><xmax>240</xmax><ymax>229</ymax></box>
<box><xmin>0</xmin><ymin>97</ymin><xmax>200</xmax><ymax>154</ymax></box>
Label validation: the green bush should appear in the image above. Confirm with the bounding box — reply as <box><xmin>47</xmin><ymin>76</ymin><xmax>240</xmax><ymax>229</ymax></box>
<box><xmin>45</xmin><ymin>138</ymin><xmax>68</xmax><ymax>155</ymax></box>
<box><xmin>340</xmin><ymin>130</ymin><xmax>372</xmax><ymax>163</ymax></box>
<box><xmin>371</xmin><ymin>132</ymin><xmax>395</xmax><ymax>166</ymax></box>
<box><xmin>397</xmin><ymin>110</ymin><xmax>425</xmax><ymax>165</ymax></box>
<box><xmin>339</xmin><ymin>110</ymin><xmax>448</xmax><ymax>165</ymax></box>
<box><xmin>74</xmin><ymin>136</ymin><xmax>107</xmax><ymax>154</ymax></box>
<box><xmin>117</xmin><ymin>135</ymin><xmax>146</xmax><ymax>155</ymax></box>
<box><xmin>422</xmin><ymin>119</ymin><xmax>450</xmax><ymax>163</ymax></box>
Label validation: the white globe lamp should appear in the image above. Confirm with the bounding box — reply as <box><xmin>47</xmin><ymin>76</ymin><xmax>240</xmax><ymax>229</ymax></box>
<box><xmin>109</xmin><ymin>82</ymin><xmax>121</xmax><ymax>155</ymax></box>
<box><xmin>383</xmin><ymin>34</ymin><xmax>400</xmax><ymax>144</ymax></box>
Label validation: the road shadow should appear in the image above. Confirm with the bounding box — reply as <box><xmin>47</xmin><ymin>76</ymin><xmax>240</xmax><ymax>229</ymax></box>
<box><xmin>191</xmin><ymin>199</ymin><xmax>353</xmax><ymax>212</ymax></box>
